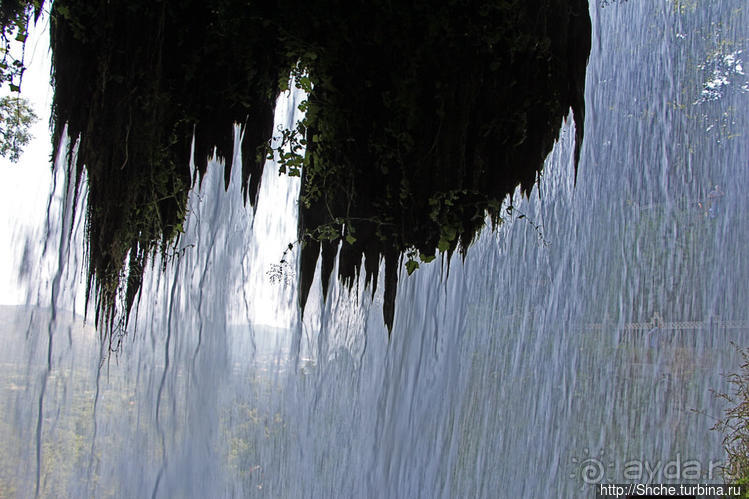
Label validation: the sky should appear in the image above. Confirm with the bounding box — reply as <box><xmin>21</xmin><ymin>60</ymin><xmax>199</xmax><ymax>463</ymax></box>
<box><xmin>0</xmin><ymin>12</ymin><xmax>54</xmax><ymax>306</ymax></box>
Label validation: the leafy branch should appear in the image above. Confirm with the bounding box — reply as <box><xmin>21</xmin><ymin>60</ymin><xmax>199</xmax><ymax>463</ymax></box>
<box><xmin>0</xmin><ymin>95</ymin><xmax>37</xmax><ymax>162</ymax></box>
<box><xmin>0</xmin><ymin>0</ymin><xmax>41</xmax><ymax>93</ymax></box>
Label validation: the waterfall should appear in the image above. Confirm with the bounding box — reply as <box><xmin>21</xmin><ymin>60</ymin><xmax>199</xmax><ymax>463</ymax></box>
<box><xmin>2</xmin><ymin>1</ymin><xmax>748</xmax><ymax>497</ymax></box>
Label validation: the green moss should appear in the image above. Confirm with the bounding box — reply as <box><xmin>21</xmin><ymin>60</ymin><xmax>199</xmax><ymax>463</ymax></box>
<box><xmin>50</xmin><ymin>0</ymin><xmax>286</xmax><ymax>333</ymax></box>
<box><xmin>48</xmin><ymin>0</ymin><xmax>591</xmax><ymax>336</ymax></box>
<box><xmin>286</xmin><ymin>0</ymin><xmax>591</xmax><ymax>332</ymax></box>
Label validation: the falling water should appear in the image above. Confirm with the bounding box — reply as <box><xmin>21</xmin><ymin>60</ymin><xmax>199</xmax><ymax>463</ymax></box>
<box><xmin>2</xmin><ymin>1</ymin><xmax>749</xmax><ymax>497</ymax></box>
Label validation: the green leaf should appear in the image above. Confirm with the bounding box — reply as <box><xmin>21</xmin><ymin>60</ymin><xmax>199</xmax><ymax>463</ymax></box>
<box><xmin>9</xmin><ymin>84</ymin><xmax>20</xmax><ymax>93</ymax></box>
<box><xmin>419</xmin><ymin>253</ymin><xmax>436</xmax><ymax>263</ymax></box>
<box><xmin>437</xmin><ymin>238</ymin><xmax>451</xmax><ymax>252</ymax></box>
<box><xmin>345</xmin><ymin>234</ymin><xmax>356</xmax><ymax>245</ymax></box>
<box><xmin>405</xmin><ymin>259</ymin><xmax>419</xmax><ymax>275</ymax></box>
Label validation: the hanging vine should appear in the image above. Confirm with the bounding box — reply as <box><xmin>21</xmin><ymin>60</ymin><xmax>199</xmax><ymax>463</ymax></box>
<box><xmin>36</xmin><ymin>0</ymin><xmax>591</xmax><ymax>336</ymax></box>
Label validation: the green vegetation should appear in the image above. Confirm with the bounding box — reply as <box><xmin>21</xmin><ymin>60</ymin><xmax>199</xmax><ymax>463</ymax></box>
<box><xmin>0</xmin><ymin>361</ymin><xmax>290</xmax><ymax>498</ymax></box>
<box><xmin>0</xmin><ymin>95</ymin><xmax>37</xmax><ymax>162</ymax></box>
<box><xmin>0</xmin><ymin>1</ymin><xmax>592</xmax><ymax>336</ymax></box>
<box><xmin>280</xmin><ymin>1</ymin><xmax>590</xmax><ymax>333</ymax></box>
<box><xmin>0</xmin><ymin>0</ymin><xmax>41</xmax><ymax>93</ymax></box>
<box><xmin>0</xmin><ymin>1</ymin><xmax>40</xmax><ymax>163</ymax></box>
<box><xmin>714</xmin><ymin>347</ymin><xmax>749</xmax><ymax>494</ymax></box>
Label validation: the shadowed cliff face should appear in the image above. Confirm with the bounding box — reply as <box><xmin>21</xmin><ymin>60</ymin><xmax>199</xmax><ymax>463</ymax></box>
<box><xmin>46</xmin><ymin>0</ymin><xmax>591</xmax><ymax>334</ymax></box>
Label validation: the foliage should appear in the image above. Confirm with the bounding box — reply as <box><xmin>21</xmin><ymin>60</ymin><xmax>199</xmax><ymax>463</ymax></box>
<box><xmin>0</xmin><ymin>0</ymin><xmax>42</xmax><ymax>93</ymax></box>
<box><xmin>671</xmin><ymin>0</ymin><xmax>698</xmax><ymax>15</ymax></box>
<box><xmin>48</xmin><ymin>0</ymin><xmax>591</xmax><ymax>336</ymax></box>
<box><xmin>50</xmin><ymin>0</ymin><xmax>287</xmax><ymax>333</ymax></box>
<box><xmin>0</xmin><ymin>95</ymin><xmax>37</xmax><ymax>162</ymax></box>
<box><xmin>0</xmin><ymin>1</ymin><xmax>41</xmax><ymax>163</ymax></box>
<box><xmin>269</xmin><ymin>0</ymin><xmax>591</xmax><ymax>331</ymax></box>
<box><xmin>713</xmin><ymin>346</ymin><xmax>749</xmax><ymax>491</ymax></box>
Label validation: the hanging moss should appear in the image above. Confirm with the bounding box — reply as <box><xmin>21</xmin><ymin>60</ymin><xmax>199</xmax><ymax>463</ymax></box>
<box><xmin>47</xmin><ymin>0</ymin><xmax>591</xmax><ymax>336</ymax></box>
<box><xmin>285</xmin><ymin>0</ymin><xmax>591</xmax><ymax>332</ymax></box>
<box><xmin>50</xmin><ymin>0</ymin><xmax>286</xmax><ymax>333</ymax></box>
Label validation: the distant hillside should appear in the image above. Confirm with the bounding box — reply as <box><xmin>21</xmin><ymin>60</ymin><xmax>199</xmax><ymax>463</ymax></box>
<box><xmin>0</xmin><ymin>304</ymin><xmax>98</xmax><ymax>364</ymax></box>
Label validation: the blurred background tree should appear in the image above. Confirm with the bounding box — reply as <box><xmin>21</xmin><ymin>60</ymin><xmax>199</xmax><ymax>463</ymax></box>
<box><xmin>0</xmin><ymin>0</ymin><xmax>41</xmax><ymax>163</ymax></box>
<box><xmin>0</xmin><ymin>95</ymin><xmax>37</xmax><ymax>162</ymax></box>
